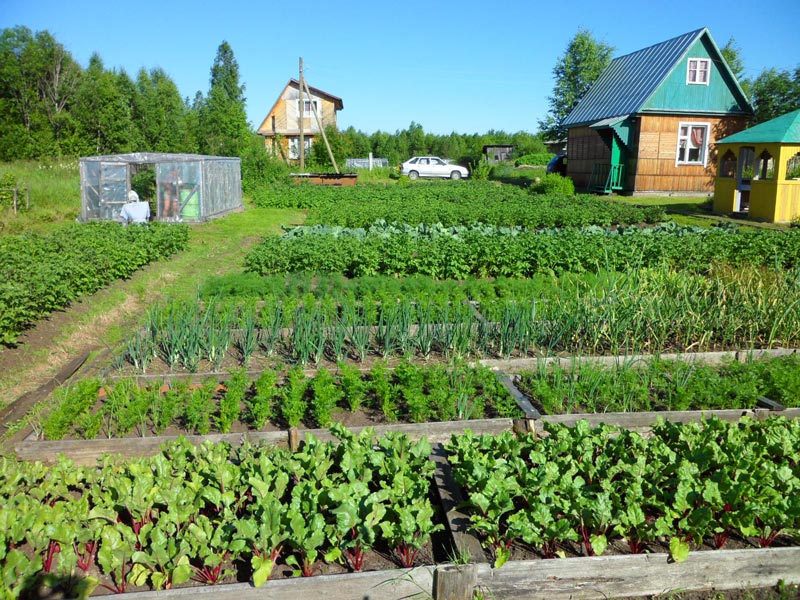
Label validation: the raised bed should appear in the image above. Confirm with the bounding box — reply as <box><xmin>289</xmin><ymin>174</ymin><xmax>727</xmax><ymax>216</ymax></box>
<box><xmin>5</xmin><ymin>353</ymin><xmax>800</xmax><ymax>598</ymax></box>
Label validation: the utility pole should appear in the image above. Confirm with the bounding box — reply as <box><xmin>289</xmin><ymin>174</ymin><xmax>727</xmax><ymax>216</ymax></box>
<box><xmin>298</xmin><ymin>57</ymin><xmax>305</xmax><ymax>171</ymax></box>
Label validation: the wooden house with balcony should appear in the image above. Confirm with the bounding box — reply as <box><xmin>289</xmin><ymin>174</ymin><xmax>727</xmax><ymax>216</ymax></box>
<box><xmin>562</xmin><ymin>28</ymin><xmax>752</xmax><ymax>195</ymax></box>
<box><xmin>713</xmin><ymin>109</ymin><xmax>800</xmax><ymax>222</ymax></box>
<box><xmin>256</xmin><ymin>79</ymin><xmax>343</xmax><ymax>162</ymax></box>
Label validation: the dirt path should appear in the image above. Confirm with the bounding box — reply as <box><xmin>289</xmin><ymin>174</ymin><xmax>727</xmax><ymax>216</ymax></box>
<box><xmin>0</xmin><ymin>209</ymin><xmax>296</xmax><ymax>438</ymax></box>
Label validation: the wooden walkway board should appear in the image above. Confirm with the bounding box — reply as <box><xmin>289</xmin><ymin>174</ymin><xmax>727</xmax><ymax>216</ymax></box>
<box><xmin>430</xmin><ymin>442</ymin><xmax>488</xmax><ymax>564</ymax></box>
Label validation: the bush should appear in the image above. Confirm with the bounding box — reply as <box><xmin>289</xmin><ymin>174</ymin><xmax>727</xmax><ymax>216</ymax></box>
<box><xmin>0</xmin><ymin>172</ymin><xmax>16</xmax><ymax>209</ymax></box>
<box><xmin>514</xmin><ymin>153</ymin><xmax>554</xmax><ymax>167</ymax></box>
<box><xmin>530</xmin><ymin>173</ymin><xmax>575</xmax><ymax>195</ymax></box>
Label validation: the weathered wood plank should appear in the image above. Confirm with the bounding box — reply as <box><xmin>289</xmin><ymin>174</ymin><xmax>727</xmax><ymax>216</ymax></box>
<box><xmin>436</xmin><ymin>564</ymin><xmax>479</xmax><ymax>600</ymax></box>
<box><xmin>430</xmin><ymin>442</ymin><xmax>487</xmax><ymax>564</ymax></box>
<box><xmin>495</xmin><ymin>373</ymin><xmax>539</xmax><ymax>418</ymax></box>
<box><xmin>14</xmin><ymin>420</ymin><xmax>514</xmax><ymax>465</ymax></box>
<box><xmin>298</xmin><ymin>419</ymin><xmax>513</xmax><ymax>445</ymax></box>
<box><xmin>756</xmin><ymin>396</ymin><xmax>786</xmax><ymax>411</ymax></box>
<box><xmin>532</xmin><ymin>409</ymin><xmax>775</xmax><ymax>435</ymax></box>
<box><xmin>119</xmin><ymin>566</ymin><xmax>434</xmax><ymax>600</ymax></box>
<box><xmin>477</xmin><ymin>348</ymin><xmax>798</xmax><ymax>374</ymax></box>
<box><xmin>15</xmin><ymin>430</ymin><xmax>290</xmax><ymax>465</ymax></box>
<box><xmin>475</xmin><ymin>547</ymin><xmax>800</xmax><ymax>599</ymax></box>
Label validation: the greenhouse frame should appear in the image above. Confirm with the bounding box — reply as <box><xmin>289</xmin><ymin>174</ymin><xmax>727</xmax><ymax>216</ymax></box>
<box><xmin>79</xmin><ymin>152</ymin><xmax>242</xmax><ymax>223</ymax></box>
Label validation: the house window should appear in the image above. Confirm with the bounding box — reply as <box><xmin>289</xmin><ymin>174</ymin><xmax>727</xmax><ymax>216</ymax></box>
<box><xmin>719</xmin><ymin>150</ymin><xmax>736</xmax><ymax>178</ymax></box>
<box><xmin>756</xmin><ymin>150</ymin><xmax>774</xmax><ymax>180</ymax></box>
<box><xmin>687</xmin><ymin>58</ymin><xmax>710</xmax><ymax>85</ymax></box>
<box><xmin>288</xmin><ymin>137</ymin><xmax>312</xmax><ymax>159</ymax></box>
<box><xmin>297</xmin><ymin>99</ymin><xmax>318</xmax><ymax>118</ymax></box>
<box><xmin>676</xmin><ymin>123</ymin><xmax>710</xmax><ymax>166</ymax></box>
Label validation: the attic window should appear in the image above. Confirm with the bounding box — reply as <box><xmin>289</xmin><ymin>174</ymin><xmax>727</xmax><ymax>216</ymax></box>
<box><xmin>298</xmin><ymin>99</ymin><xmax>318</xmax><ymax>118</ymax></box>
<box><xmin>676</xmin><ymin>123</ymin><xmax>710</xmax><ymax>166</ymax></box>
<box><xmin>687</xmin><ymin>58</ymin><xmax>710</xmax><ymax>85</ymax></box>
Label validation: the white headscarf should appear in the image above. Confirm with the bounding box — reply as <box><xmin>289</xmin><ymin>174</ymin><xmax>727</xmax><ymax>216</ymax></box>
<box><xmin>128</xmin><ymin>190</ymin><xmax>140</xmax><ymax>202</ymax></box>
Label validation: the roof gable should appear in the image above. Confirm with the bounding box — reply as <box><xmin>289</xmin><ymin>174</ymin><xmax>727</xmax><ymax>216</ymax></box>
<box><xmin>257</xmin><ymin>79</ymin><xmax>343</xmax><ymax>134</ymax></box>
<box><xmin>563</xmin><ymin>28</ymin><xmax>752</xmax><ymax>128</ymax></box>
<box><xmin>717</xmin><ymin>109</ymin><xmax>800</xmax><ymax>144</ymax></box>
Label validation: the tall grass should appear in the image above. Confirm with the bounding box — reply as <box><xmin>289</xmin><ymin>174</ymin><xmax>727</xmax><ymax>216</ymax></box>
<box><xmin>0</xmin><ymin>159</ymin><xmax>81</xmax><ymax>234</ymax></box>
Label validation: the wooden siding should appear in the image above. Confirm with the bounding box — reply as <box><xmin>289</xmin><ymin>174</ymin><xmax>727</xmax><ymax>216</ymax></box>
<box><xmin>630</xmin><ymin>114</ymin><xmax>748</xmax><ymax>193</ymax></box>
<box><xmin>566</xmin><ymin>126</ymin><xmax>611</xmax><ymax>191</ymax></box>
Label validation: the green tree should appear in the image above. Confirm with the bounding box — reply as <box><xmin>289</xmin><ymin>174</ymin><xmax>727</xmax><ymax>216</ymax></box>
<box><xmin>0</xmin><ymin>26</ymin><xmax>82</xmax><ymax>159</ymax></box>
<box><xmin>720</xmin><ymin>37</ymin><xmax>751</xmax><ymax>98</ymax></box>
<box><xmin>539</xmin><ymin>28</ymin><xmax>614</xmax><ymax>140</ymax></box>
<box><xmin>116</xmin><ymin>69</ymin><xmax>146</xmax><ymax>151</ymax></box>
<box><xmin>749</xmin><ymin>66</ymin><xmax>800</xmax><ymax>124</ymax></box>
<box><xmin>198</xmin><ymin>41</ymin><xmax>250</xmax><ymax>156</ymax></box>
<box><xmin>137</xmin><ymin>67</ymin><xmax>191</xmax><ymax>152</ymax></box>
<box><xmin>72</xmin><ymin>54</ymin><xmax>137</xmax><ymax>155</ymax></box>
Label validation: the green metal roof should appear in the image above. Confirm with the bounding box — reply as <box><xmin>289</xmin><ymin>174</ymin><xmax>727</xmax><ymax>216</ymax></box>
<box><xmin>563</xmin><ymin>28</ymin><xmax>751</xmax><ymax>128</ymax></box>
<box><xmin>717</xmin><ymin>109</ymin><xmax>800</xmax><ymax>144</ymax></box>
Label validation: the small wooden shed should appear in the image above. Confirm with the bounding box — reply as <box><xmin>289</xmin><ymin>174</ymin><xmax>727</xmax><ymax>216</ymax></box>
<box><xmin>483</xmin><ymin>145</ymin><xmax>514</xmax><ymax>163</ymax></box>
<box><xmin>713</xmin><ymin>109</ymin><xmax>800</xmax><ymax>222</ymax></box>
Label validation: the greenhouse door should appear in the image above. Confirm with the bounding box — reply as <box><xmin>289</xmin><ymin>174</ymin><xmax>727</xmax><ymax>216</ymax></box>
<box><xmin>98</xmin><ymin>162</ymin><xmax>129</xmax><ymax>220</ymax></box>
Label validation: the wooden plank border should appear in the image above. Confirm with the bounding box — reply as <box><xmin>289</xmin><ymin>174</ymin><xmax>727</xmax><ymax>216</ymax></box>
<box><xmin>477</xmin><ymin>347</ymin><xmax>799</xmax><ymax>374</ymax></box>
<box><xmin>14</xmin><ymin>418</ymin><xmax>515</xmax><ymax>465</ymax></box>
<box><xmin>470</xmin><ymin>547</ymin><xmax>800</xmax><ymax>599</ymax></box>
<box><xmin>67</xmin><ymin>548</ymin><xmax>800</xmax><ymax>599</ymax></box>
<box><xmin>119</xmin><ymin>565</ymin><xmax>434</xmax><ymax>600</ymax></box>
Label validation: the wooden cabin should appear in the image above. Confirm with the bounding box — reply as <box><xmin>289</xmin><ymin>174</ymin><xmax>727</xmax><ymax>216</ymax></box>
<box><xmin>562</xmin><ymin>28</ymin><xmax>752</xmax><ymax>195</ymax></box>
<box><xmin>713</xmin><ymin>109</ymin><xmax>800</xmax><ymax>222</ymax></box>
<box><xmin>256</xmin><ymin>79</ymin><xmax>343</xmax><ymax>162</ymax></box>
<box><xmin>483</xmin><ymin>145</ymin><xmax>514</xmax><ymax>163</ymax></box>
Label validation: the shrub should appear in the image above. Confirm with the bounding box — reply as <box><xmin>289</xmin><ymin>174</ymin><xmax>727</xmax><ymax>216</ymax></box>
<box><xmin>530</xmin><ymin>173</ymin><xmax>575</xmax><ymax>195</ymax></box>
<box><xmin>514</xmin><ymin>153</ymin><xmax>554</xmax><ymax>166</ymax></box>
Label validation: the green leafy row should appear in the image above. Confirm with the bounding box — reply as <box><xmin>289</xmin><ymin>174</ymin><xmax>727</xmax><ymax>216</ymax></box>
<box><xmin>41</xmin><ymin>362</ymin><xmax>520</xmax><ymax>440</ymax></box>
<box><xmin>0</xmin><ymin>222</ymin><xmax>189</xmax><ymax>345</ymax></box>
<box><xmin>447</xmin><ymin>417</ymin><xmax>800</xmax><ymax>567</ymax></box>
<box><xmin>516</xmin><ymin>354</ymin><xmax>800</xmax><ymax>414</ymax></box>
<box><xmin>296</xmin><ymin>182</ymin><xmax>665</xmax><ymax>228</ymax></box>
<box><xmin>0</xmin><ymin>427</ymin><xmax>441</xmax><ymax>597</ymax></box>
<box><xmin>244</xmin><ymin>223</ymin><xmax>800</xmax><ymax>279</ymax></box>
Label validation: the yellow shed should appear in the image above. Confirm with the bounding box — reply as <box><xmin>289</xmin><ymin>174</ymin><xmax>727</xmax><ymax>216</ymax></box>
<box><xmin>713</xmin><ymin>109</ymin><xmax>800</xmax><ymax>223</ymax></box>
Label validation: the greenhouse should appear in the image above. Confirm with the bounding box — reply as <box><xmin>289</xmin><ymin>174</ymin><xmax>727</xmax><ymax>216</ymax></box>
<box><xmin>79</xmin><ymin>152</ymin><xmax>242</xmax><ymax>223</ymax></box>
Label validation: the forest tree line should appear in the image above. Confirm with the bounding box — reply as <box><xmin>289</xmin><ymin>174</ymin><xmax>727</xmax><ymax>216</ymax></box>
<box><xmin>0</xmin><ymin>26</ymin><xmax>547</xmax><ymax>170</ymax></box>
<box><xmin>2</xmin><ymin>25</ymin><xmax>797</xmax><ymax>171</ymax></box>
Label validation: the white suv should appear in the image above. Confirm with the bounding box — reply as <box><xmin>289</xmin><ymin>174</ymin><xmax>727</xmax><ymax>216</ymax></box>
<box><xmin>400</xmin><ymin>156</ymin><xmax>469</xmax><ymax>180</ymax></box>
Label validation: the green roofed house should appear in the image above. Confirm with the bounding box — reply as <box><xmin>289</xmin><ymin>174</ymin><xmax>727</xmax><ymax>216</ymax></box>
<box><xmin>713</xmin><ymin>109</ymin><xmax>800</xmax><ymax>222</ymax></box>
<box><xmin>562</xmin><ymin>28</ymin><xmax>752</xmax><ymax>195</ymax></box>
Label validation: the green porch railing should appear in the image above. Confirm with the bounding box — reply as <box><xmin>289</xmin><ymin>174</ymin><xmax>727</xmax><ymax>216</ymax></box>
<box><xmin>588</xmin><ymin>163</ymin><xmax>626</xmax><ymax>194</ymax></box>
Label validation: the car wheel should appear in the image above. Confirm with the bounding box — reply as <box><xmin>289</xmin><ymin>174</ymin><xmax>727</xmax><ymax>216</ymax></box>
<box><xmin>450</xmin><ymin>171</ymin><xmax>462</xmax><ymax>180</ymax></box>
<box><xmin>408</xmin><ymin>171</ymin><xmax>419</xmax><ymax>180</ymax></box>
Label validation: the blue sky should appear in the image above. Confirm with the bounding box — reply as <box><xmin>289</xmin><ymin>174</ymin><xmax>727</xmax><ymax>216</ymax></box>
<box><xmin>3</xmin><ymin>0</ymin><xmax>799</xmax><ymax>135</ymax></box>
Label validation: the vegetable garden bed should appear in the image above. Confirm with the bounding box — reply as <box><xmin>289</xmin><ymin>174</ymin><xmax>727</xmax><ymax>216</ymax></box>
<box><xmin>6</xmin><ymin>410</ymin><xmax>800</xmax><ymax>599</ymax></box>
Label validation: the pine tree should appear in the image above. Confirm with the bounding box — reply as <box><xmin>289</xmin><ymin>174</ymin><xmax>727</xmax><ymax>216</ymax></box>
<box><xmin>198</xmin><ymin>41</ymin><xmax>250</xmax><ymax>157</ymax></box>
